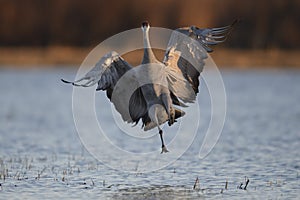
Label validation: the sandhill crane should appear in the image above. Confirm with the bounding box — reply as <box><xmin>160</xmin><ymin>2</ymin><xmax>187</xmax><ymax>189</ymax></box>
<box><xmin>62</xmin><ymin>21</ymin><xmax>236</xmax><ymax>153</ymax></box>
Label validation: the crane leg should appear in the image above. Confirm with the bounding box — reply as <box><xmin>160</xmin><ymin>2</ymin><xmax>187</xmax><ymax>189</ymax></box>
<box><xmin>168</xmin><ymin>107</ymin><xmax>175</xmax><ymax>126</ymax></box>
<box><xmin>159</xmin><ymin>129</ymin><xmax>169</xmax><ymax>153</ymax></box>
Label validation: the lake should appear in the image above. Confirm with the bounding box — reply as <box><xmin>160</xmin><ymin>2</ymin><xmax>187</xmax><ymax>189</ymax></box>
<box><xmin>0</xmin><ymin>68</ymin><xmax>299</xmax><ymax>199</ymax></box>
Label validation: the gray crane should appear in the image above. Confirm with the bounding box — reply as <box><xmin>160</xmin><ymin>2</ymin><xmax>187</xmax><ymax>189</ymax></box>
<box><xmin>62</xmin><ymin>20</ymin><xmax>236</xmax><ymax>153</ymax></box>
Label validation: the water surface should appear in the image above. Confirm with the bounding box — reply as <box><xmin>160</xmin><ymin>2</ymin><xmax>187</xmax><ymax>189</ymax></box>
<box><xmin>0</xmin><ymin>68</ymin><xmax>299</xmax><ymax>199</ymax></box>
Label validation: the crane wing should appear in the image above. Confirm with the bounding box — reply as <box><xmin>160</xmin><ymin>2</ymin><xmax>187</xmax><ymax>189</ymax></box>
<box><xmin>61</xmin><ymin>51</ymin><xmax>147</xmax><ymax>124</ymax></box>
<box><xmin>164</xmin><ymin>20</ymin><xmax>237</xmax><ymax>96</ymax></box>
<box><xmin>62</xmin><ymin>51</ymin><xmax>130</xmax><ymax>98</ymax></box>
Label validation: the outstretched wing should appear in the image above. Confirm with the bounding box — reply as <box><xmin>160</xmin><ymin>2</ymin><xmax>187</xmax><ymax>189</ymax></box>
<box><xmin>61</xmin><ymin>51</ymin><xmax>131</xmax><ymax>99</ymax></box>
<box><xmin>61</xmin><ymin>51</ymin><xmax>147</xmax><ymax>123</ymax></box>
<box><xmin>164</xmin><ymin>20</ymin><xmax>237</xmax><ymax>97</ymax></box>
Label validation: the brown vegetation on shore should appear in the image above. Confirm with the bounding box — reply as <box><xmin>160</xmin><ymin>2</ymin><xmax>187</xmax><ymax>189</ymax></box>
<box><xmin>0</xmin><ymin>0</ymin><xmax>299</xmax><ymax>68</ymax></box>
<box><xmin>0</xmin><ymin>47</ymin><xmax>299</xmax><ymax>68</ymax></box>
<box><xmin>0</xmin><ymin>0</ymin><xmax>299</xmax><ymax>49</ymax></box>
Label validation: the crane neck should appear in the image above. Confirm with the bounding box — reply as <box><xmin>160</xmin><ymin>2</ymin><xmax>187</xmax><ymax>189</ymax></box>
<box><xmin>142</xmin><ymin>29</ymin><xmax>158</xmax><ymax>64</ymax></box>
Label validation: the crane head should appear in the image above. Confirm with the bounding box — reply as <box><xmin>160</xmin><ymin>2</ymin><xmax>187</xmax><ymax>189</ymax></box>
<box><xmin>141</xmin><ymin>21</ymin><xmax>150</xmax><ymax>32</ymax></box>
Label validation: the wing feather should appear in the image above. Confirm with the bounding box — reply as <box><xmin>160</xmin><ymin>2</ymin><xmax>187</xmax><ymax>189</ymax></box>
<box><xmin>61</xmin><ymin>51</ymin><xmax>148</xmax><ymax>124</ymax></box>
<box><xmin>164</xmin><ymin>20</ymin><xmax>237</xmax><ymax>97</ymax></box>
<box><xmin>165</xmin><ymin>65</ymin><xmax>196</xmax><ymax>103</ymax></box>
<box><xmin>61</xmin><ymin>51</ymin><xmax>130</xmax><ymax>92</ymax></box>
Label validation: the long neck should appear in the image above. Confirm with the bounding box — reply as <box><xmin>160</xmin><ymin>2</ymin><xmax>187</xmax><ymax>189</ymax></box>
<box><xmin>142</xmin><ymin>29</ymin><xmax>158</xmax><ymax>64</ymax></box>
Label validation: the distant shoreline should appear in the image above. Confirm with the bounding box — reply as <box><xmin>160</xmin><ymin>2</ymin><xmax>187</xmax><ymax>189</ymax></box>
<box><xmin>0</xmin><ymin>47</ymin><xmax>299</xmax><ymax>69</ymax></box>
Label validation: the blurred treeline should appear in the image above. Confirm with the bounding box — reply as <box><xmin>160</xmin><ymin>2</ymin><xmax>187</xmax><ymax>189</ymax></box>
<box><xmin>0</xmin><ymin>0</ymin><xmax>299</xmax><ymax>49</ymax></box>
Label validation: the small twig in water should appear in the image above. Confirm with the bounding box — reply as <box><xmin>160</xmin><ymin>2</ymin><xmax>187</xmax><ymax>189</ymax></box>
<box><xmin>225</xmin><ymin>179</ymin><xmax>228</xmax><ymax>190</ymax></box>
<box><xmin>244</xmin><ymin>178</ymin><xmax>249</xmax><ymax>190</ymax></box>
<box><xmin>237</xmin><ymin>177</ymin><xmax>250</xmax><ymax>190</ymax></box>
<box><xmin>193</xmin><ymin>176</ymin><xmax>199</xmax><ymax>190</ymax></box>
<box><xmin>36</xmin><ymin>171</ymin><xmax>40</xmax><ymax>180</ymax></box>
<box><xmin>238</xmin><ymin>183</ymin><xmax>243</xmax><ymax>189</ymax></box>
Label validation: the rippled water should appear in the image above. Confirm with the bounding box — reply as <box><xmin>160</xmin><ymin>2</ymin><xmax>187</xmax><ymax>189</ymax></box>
<box><xmin>0</xmin><ymin>68</ymin><xmax>299</xmax><ymax>199</ymax></box>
